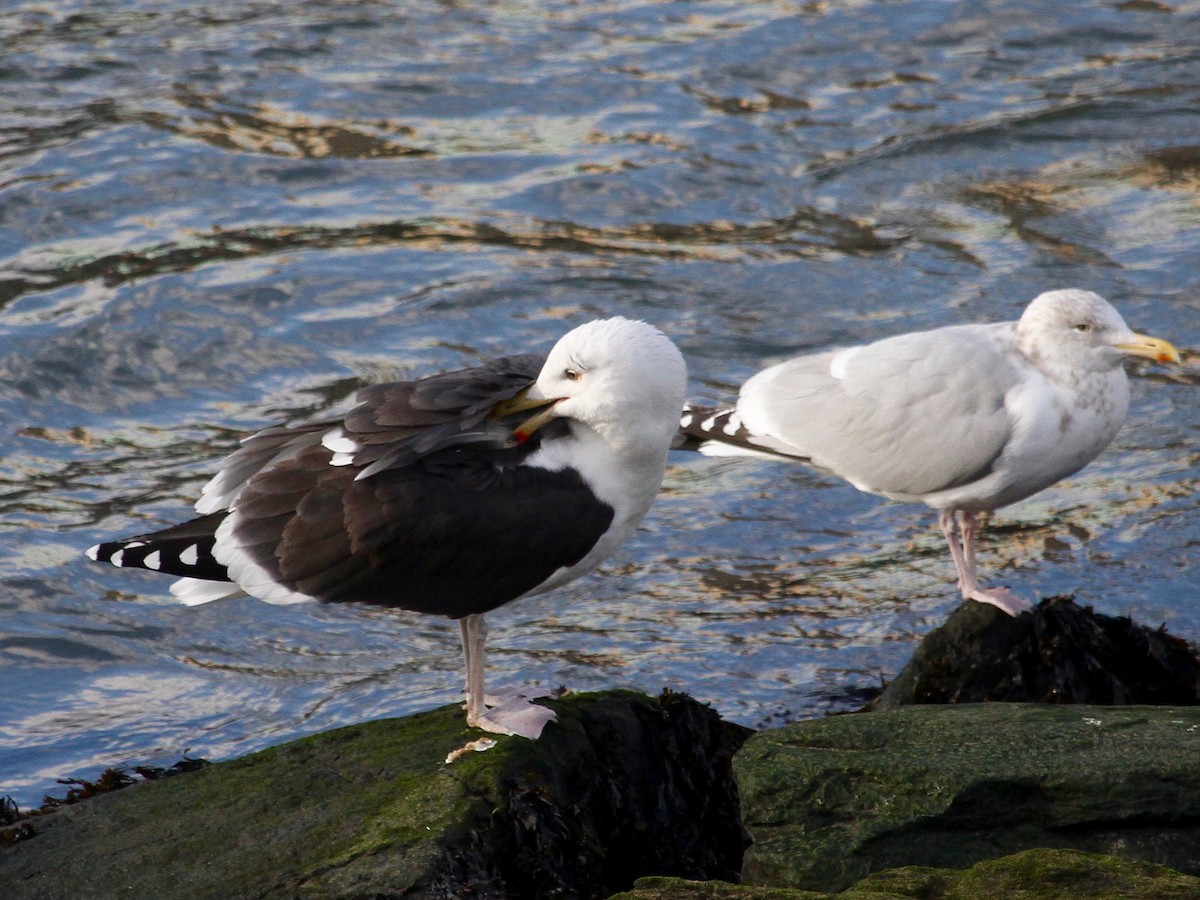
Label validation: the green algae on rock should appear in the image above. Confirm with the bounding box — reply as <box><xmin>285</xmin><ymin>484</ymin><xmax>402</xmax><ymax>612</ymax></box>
<box><xmin>735</xmin><ymin>704</ymin><xmax>1200</xmax><ymax>893</ymax></box>
<box><xmin>0</xmin><ymin>689</ymin><xmax>749</xmax><ymax>900</ymax></box>
<box><xmin>613</xmin><ymin>848</ymin><xmax>1200</xmax><ymax>899</ymax></box>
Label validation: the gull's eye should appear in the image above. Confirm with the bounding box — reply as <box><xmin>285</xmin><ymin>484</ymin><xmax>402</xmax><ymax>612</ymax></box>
<box><xmin>564</xmin><ymin>368</ymin><xmax>582</xmax><ymax>381</ymax></box>
<box><xmin>1073</xmin><ymin>323</ymin><xmax>1092</xmax><ymax>333</ymax></box>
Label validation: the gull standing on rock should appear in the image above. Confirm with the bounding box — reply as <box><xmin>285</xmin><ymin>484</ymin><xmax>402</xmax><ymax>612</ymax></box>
<box><xmin>89</xmin><ymin>317</ymin><xmax>688</xmax><ymax>739</ymax></box>
<box><xmin>679</xmin><ymin>290</ymin><xmax>1180</xmax><ymax>615</ymax></box>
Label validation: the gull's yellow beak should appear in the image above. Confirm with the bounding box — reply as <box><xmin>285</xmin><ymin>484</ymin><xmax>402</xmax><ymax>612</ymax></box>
<box><xmin>490</xmin><ymin>386</ymin><xmax>562</xmax><ymax>444</ymax></box>
<box><xmin>1115</xmin><ymin>332</ymin><xmax>1182</xmax><ymax>365</ymax></box>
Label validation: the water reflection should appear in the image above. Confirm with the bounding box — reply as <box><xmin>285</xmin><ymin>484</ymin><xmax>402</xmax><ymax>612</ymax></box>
<box><xmin>0</xmin><ymin>0</ymin><xmax>1197</xmax><ymax>808</ymax></box>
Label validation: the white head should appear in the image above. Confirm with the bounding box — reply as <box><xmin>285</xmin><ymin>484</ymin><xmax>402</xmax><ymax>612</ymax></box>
<box><xmin>527</xmin><ymin>317</ymin><xmax>687</xmax><ymax>457</ymax></box>
<box><xmin>1016</xmin><ymin>289</ymin><xmax>1179</xmax><ymax>374</ymax></box>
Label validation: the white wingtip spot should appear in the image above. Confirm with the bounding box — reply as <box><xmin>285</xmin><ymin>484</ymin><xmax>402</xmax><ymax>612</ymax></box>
<box><xmin>86</xmin><ymin>544</ymin><xmax>100</xmax><ymax>561</ymax></box>
<box><xmin>111</xmin><ymin>549</ymin><xmax>125</xmax><ymax>567</ymax></box>
<box><xmin>180</xmin><ymin>545</ymin><xmax>199</xmax><ymax>567</ymax></box>
<box><xmin>329</xmin><ymin>452</ymin><xmax>354</xmax><ymax>467</ymax></box>
<box><xmin>143</xmin><ymin>550</ymin><xmax>161</xmax><ymax>571</ymax></box>
<box><xmin>322</xmin><ymin>428</ymin><xmax>359</xmax><ymax>455</ymax></box>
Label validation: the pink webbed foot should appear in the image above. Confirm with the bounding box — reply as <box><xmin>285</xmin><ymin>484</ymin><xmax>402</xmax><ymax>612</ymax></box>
<box><xmin>939</xmin><ymin>509</ymin><xmax>1032</xmax><ymax>617</ymax></box>
<box><xmin>457</xmin><ymin>614</ymin><xmax>556</xmax><ymax>738</ymax></box>
<box><xmin>462</xmin><ymin>686</ymin><xmax>532</xmax><ymax>711</ymax></box>
<box><xmin>468</xmin><ymin>695</ymin><xmax>557</xmax><ymax>739</ymax></box>
<box><xmin>966</xmin><ymin>585</ymin><xmax>1032</xmax><ymax>617</ymax></box>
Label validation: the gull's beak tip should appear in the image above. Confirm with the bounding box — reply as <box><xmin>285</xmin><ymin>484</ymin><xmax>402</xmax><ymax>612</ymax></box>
<box><xmin>1118</xmin><ymin>332</ymin><xmax>1182</xmax><ymax>366</ymax></box>
<box><xmin>491</xmin><ymin>384</ymin><xmax>563</xmax><ymax>443</ymax></box>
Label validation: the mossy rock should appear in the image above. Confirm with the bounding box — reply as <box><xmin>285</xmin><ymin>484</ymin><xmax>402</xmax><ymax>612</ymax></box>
<box><xmin>611</xmin><ymin>876</ymin><xmax>826</xmax><ymax>898</ymax></box>
<box><xmin>612</xmin><ymin>848</ymin><xmax>1200</xmax><ymax>899</ymax></box>
<box><xmin>856</xmin><ymin>847</ymin><xmax>1200</xmax><ymax>899</ymax></box>
<box><xmin>0</xmin><ymin>689</ymin><xmax>749</xmax><ymax>899</ymax></box>
<box><xmin>735</xmin><ymin>704</ymin><xmax>1200</xmax><ymax>892</ymax></box>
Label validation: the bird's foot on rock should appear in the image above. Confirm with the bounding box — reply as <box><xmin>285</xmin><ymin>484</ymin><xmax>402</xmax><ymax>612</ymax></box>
<box><xmin>967</xmin><ymin>585</ymin><xmax>1032</xmax><ymax>617</ymax></box>
<box><xmin>460</xmin><ymin>686</ymin><xmax>547</xmax><ymax>715</ymax></box>
<box><xmin>465</xmin><ymin>686</ymin><xmax>532</xmax><ymax>709</ymax></box>
<box><xmin>468</xmin><ymin>696</ymin><xmax>558</xmax><ymax>739</ymax></box>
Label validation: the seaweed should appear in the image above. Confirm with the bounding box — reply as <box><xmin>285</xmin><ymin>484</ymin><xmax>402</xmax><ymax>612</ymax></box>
<box><xmin>0</xmin><ymin>753</ymin><xmax>209</xmax><ymax>846</ymax></box>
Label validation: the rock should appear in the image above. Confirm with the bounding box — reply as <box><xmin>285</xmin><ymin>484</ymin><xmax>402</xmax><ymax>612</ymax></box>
<box><xmin>613</xmin><ymin>849</ymin><xmax>1200</xmax><ymax>898</ymax></box>
<box><xmin>735</xmin><ymin>703</ymin><xmax>1200</xmax><ymax>893</ymax></box>
<box><xmin>872</xmin><ymin>597</ymin><xmax>1200</xmax><ymax>709</ymax></box>
<box><xmin>0</xmin><ymin>689</ymin><xmax>750</xmax><ymax>900</ymax></box>
<box><xmin>853</xmin><ymin>847</ymin><xmax>1200</xmax><ymax>899</ymax></box>
<box><xmin>612</xmin><ymin>875</ymin><xmax>823</xmax><ymax>897</ymax></box>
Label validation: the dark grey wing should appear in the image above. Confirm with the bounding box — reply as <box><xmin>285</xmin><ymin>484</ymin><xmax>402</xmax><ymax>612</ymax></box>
<box><xmin>91</xmin><ymin>353</ymin><xmax>565</xmax><ymax>605</ymax></box>
<box><xmin>195</xmin><ymin>353</ymin><xmax>546</xmax><ymax>513</ymax></box>
<box><xmin>329</xmin><ymin>352</ymin><xmax>546</xmax><ymax>476</ymax></box>
<box><xmin>196</xmin><ymin>422</ymin><xmax>330</xmax><ymax>514</ymax></box>
<box><xmin>224</xmin><ymin>437</ymin><xmax>614</xmax><ymax>618</ymax></box>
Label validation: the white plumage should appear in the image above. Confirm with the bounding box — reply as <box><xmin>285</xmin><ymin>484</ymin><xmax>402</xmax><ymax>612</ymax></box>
<box><xmin>681</xmin><ymin>290</ymin><xmax>1179</xmax><ymax>614</ymax></box>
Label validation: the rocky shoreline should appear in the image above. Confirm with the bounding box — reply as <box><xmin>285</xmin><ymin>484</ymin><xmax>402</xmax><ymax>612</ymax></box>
<box><xmin>3</xmin><ymin>598</ymin><xmax>1198</xmax><ymax>899</ymax></box>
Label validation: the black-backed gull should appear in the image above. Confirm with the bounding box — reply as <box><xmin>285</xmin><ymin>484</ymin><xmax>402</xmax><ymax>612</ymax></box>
<box><xmin>89</xmin><ymin>317</ymin><xmax>687</xmax><ymax>738</ymax></box>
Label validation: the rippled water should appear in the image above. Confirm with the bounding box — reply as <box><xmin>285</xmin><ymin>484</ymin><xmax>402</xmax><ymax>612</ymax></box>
<box><xmin>1</xmin><ymin>0</ymin><xmax>1198</xmax><ymax>807</ymax></box>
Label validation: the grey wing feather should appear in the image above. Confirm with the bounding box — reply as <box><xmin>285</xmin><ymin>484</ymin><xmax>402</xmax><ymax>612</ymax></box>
<box><xmin>340</xmin><ymin>352</ymin><xmax>545</xmax><ymax>476</ymax></box>
<box><xmin>196</xmin><ymin>424</ymin><xmax>328</xmax><ymax>514</ymax></box>
<box><xmin>743</xmin><ymin>325</ymin><xmax>1019</xmax><ymax>498</ymax></box>
<box><xmin>196</xmin><ymin>353</ymin><xmax>546</xmax><ymax>513</ymax></box>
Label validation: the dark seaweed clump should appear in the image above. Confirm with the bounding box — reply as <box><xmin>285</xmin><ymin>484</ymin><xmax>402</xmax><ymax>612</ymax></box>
<box><xmin>1</xmin><ymin>755</ymin><xmax>209</xmax><ymax>846</ymax></box>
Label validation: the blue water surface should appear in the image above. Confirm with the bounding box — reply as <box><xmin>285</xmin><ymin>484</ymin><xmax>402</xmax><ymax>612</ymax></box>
<box><xmin>0</xmin><ymin>0</ymin><xmax>1197</xmax><ymax>807</ymax></box>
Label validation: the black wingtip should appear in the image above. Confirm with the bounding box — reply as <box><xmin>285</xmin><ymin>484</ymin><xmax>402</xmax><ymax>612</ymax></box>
<box><xmin>85</xmin><ymin>515</ymin><xmax>231</xmax><ymax>582</ymax></box>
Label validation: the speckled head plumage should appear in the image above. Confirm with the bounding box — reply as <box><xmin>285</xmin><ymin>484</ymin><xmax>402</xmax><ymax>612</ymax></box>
<box><xmin>1016</xmin><ymin>289</ymin><xmax>1180</xmax><ymax>376</ymax></box>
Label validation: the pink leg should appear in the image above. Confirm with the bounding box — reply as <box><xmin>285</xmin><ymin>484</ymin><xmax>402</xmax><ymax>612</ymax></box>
<box><xmin>458</xmin><ymin>615</ymin><xmax>487</xmax><ymax>724</ymax></box>
<box><xmin>457</xmin><ymin>613</ymin><xmax>557</xmax><ymax>739</ymax></box>
<box><xmin>938</xmin><ymin>509</ymin><xmax>1031</xmax><ymax>616</ymax></box>
<box><xmin>938</xmin><ymin>509</ymin><xmax>971</xmax><ymax>592</ymax></box>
